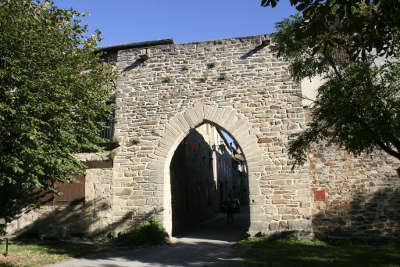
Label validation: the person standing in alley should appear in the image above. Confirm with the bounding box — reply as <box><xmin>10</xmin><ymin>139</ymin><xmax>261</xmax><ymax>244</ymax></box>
<box><xmin>226</xmin><ymin>192</ymin><xmax>234</xmax><ymax>224</ymax></box>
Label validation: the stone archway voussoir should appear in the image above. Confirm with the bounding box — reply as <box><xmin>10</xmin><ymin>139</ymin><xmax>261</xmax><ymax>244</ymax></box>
<box><xmin>203</xmin><ymin>106</ymin><xmax>219</xmax><ymax>123</ymax></box>
<box><xmin>192</xmin><ymin>103</ymin><xmax>205</xmax><ymax>123</ymax></box>
<box><xmin>168</xmin><ymin>117</ymin><xmax>189</xmax><ymax>137</ymax></box>
<box><xmin>245</xmin><ymin>154</ymin><xmax>264</xmax><ymax>165</ymax></box>
<box><xmin>231</xmin><ymin>120</ymin><xmax>249</xmax><ymax>135</ymax></box>
<box><xmin>221</xmin><ymin>112</ymin><xmax>238</xmax><ymax>130</ymax></box>
<box><xmin>183</xmin><ymin>109</ymin><xmax>202</xmax><ymax>129</ymax></box>
<box><xmin>239</xmin><ymin>139</ymin><xmax>260</xmax><ymax>154</ymax></box>
<box><xmin>165</xmin><ymin>124</ymin><xmax>182</xmax><ymax>139</ymax></box>
<box><xmin>212</xmin><ymin>108</ymin><xmax>226</xmax><ymax>126</ymax></box>
<box><xmin>174</xmin><ymin>113</ymin><xmax>191</xmax><ymax>134</ymax></box>
<box><xmin>147</xmin><ymin>159</ymin><xmax>166</xmax><ymax>171</ymax></box>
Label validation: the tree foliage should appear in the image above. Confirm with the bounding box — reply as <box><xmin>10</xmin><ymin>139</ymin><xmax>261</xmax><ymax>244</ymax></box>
<box><xmin>0</xmin><ymin>0</ymin><xmax>116</xmax><ymax>225</ymax></box>
<box><xmin>262</xmin><ymin>1</ymin><xmax>400</xmax><ymax>166</ymax></box>
<box><xmin>262</xmin><ymin>0</ymin><xmax>400</xmax><ymax>58</ymax></box>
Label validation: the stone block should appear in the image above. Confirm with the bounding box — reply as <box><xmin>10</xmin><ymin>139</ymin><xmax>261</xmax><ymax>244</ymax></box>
<box><xmin>175</xmin><ymin>113</ymin><xmax>191</xmax><ymax>133</ymax></box>
<box><xmin>147</xmin><ymin>160</ymin><xmax>165</xmax><ymax>171</ymax></box>
<box><xmin>204</xmin><ymin>106</ymin><xmax>218</xmax><ymax>123</ymax></box>
<box><xmin>231</xmin><ymin>119</ymin><xmax>249</xmax><ymax>136</ymax></box>
<box><xmin>193</xmin><ymin>103</ymin><xmax>205</xmax><ymax>121</ymax></box>
<box><xmin>185</xmin><ymin>108</ymin><xmax>203</xmax><ymax>127</ymax></box>
<box><xmin>288</xmin><ymin>220</ymin><xmax>311</xmax><ymax>231</ymax></box>
<box><xmin>114</xmin><ymin>188</ymin><xmax>132</xmax><ymax>197</ymax></box>
<box><xmin>212</xmin><ymin>108</ymin><xmax>225</xmax><ymax>126</ymax></box>
<box><xmin>223</xmin><ymin>113</ymin><xmax>240</xmax><ymax>132</ymax></box>
<box><xmin>183</xmin><ymin>110</ymin><xmax>196</xmax><ymax>129</ymax></box>
<box><xmin>249</xmin><ymin>220</ymin><xmax>266</xmax><ymax>234</ymax></box>
<box><xmin>168</xmin><ymin>117</ymin><xmax>188</xmax><ymax>135</ymax></box>
<box><xmin>269</xmin><ymin>222</ymin><xmax>279</xmax><ymax>231</ymax></box>
<box><xmin>165</xmin><ymin>124</ymin><xmax>180</xmax><ymax>138</ymax></box>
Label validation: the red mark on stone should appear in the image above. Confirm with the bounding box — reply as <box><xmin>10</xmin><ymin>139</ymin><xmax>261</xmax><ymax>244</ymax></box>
<box><xmin>315</xmin><ymin>190</ymin><xmax>326</xmax><ymax>201</ymax></box>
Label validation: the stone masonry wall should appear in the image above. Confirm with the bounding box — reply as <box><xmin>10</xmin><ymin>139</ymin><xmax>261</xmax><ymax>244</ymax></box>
<box><xmin>111</xmin><ymin>35</ymin><xmax>312</xmax><ymax>236</ymax></box>
<box><xmin>7</xmin><ymin>153</ymin><xmax>113</xmax><ymax>238</ymax></box>
<box><xmin>306</xmin><ymin>118</ymin><xmax>400</xmax><ymax>239</ymax></box>
<box><xmin>293</xmin><ymin>109</ymin><xmax>400</xmax><ymax>240</ymax></box>
<box><xmin>310</xmin><ymin>145</ymin><xmax>400</xmax><ymax>240</ymax></box>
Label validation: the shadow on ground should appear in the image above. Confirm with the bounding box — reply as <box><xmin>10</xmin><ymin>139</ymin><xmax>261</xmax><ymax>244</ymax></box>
<box><xmin>49</xmin><ymin>210</ymin><xmax>249</xmax><ymax>267</ymax></box>
<box><xmin>50</xmin><ymin>240</ymin><xmax>245</xmax><ymax>267</ymax></box>
<box><xmin>173</xmin><ymin>211</ymin><xmax>249</xmax><ymax>242</ymax></box>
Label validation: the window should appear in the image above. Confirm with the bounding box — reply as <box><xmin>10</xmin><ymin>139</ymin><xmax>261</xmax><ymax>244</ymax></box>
<box><xmin>100</xmin><ymin>96</ymin><xmax>115</xmax><ymax>141</ymax></box>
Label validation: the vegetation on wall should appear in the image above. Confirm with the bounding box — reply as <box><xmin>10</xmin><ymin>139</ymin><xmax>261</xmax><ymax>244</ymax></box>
<box><xmin>0</xmin><ymin>0</ymin><xmax>117</xmax><ymax>225</ymax></box>
<box><xmin>262</xmin><ymin>0</ymin><xmax>400</xmax><ymax>166</ymax></box>
<box><xmin>218</xmin><ymin>73</ymin><xmax>227</xmax><ymax>81</ymax></box>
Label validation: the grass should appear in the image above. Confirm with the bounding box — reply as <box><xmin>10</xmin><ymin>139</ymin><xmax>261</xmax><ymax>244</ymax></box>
<box><xmin>239</xmin><ymin>238</ymin><xmax>400</xmax><ymax>267</ymax></box>
<box><xmin>0</xmin><ymin>220</ymin><xmax>168</xmax><ymax>266</ymax></box>
<box><xmin>0</xmin><ymin>242</ymin><xmax>112</xmax><ymax>267</ymax></box>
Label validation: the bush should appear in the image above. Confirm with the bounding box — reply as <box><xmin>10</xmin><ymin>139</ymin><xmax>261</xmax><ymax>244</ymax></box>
<box><xmin>115</xmin><ymin>220</ymin><xmax>168</xmax><ymax>248</ymax></box>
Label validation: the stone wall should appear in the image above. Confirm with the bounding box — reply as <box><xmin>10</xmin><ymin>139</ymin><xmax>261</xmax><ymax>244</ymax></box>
<box><xmin>111</xmin><ymin>34</ymin><xmax>311</xmax><ymax>236</ymax></box>
<box><xmin>111</xmin><ymin>35</ymin><xmax>399</xmax><ymax>238</ymax></box>
<box><xmin>307</xmin><ymin>130</ymin><xmax>400</xmax><ymax>239</ymax></box>
<box><xmin>7</xmin><ymin>153</ymin><xmax>113</xmax><ymax>238</ymax></box>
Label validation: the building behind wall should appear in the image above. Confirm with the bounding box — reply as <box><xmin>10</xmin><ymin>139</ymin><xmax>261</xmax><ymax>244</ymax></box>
<box><xmin>212</xmin><ymin>127</ymin><xmax>248</xmax><ymax>207</ymax></box>
<box><xmin>170</xmin><ymin>124</ymin><xmax>247</xmax><ymax>234</ymax></box>
<box><xmin>169</xmin><ymin>126</ymin><xmax>216</xmax><ymax>234</ymax></box>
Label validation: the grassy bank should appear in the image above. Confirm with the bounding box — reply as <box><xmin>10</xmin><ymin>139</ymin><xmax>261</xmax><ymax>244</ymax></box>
<box><xmin>0</xmin><ymin>220</ymin><xmax>168</xmax><ymax>267</ymax></box>
<box><xmin>0</xmin><ymin>242</ymin><xmax>111</xmax><ymax>267</ymax></box>
<box><xmin>238</xmin><ymin>238</ymin><xmax>400</xmax><ymax>267</ymax></box>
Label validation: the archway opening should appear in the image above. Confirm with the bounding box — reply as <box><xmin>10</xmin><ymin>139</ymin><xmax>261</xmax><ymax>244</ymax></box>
<box><xmin>169</xmin><ymin>123</ymin><xmax>250</xmax><ymax>239</ymax></box>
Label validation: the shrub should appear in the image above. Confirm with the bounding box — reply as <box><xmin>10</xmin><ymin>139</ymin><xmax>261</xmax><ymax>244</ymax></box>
<box><xmin>115</xmin><ymin>220</ymin><xmax>168</xmax><ymax>248</ymax></box>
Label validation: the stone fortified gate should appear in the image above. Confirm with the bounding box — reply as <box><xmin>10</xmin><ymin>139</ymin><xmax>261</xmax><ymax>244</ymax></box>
<box><xmin>8</xmin><ymin>35</ymin><xmax>400</xmax><ymax>239</ymax></box>
<box><xmin>107</xmin><ymin>35</ymin><xmax>312</xmax><ymax>236</ymax></box>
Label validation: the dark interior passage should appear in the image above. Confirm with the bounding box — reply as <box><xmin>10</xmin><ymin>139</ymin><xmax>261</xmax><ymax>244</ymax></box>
<box><xmin>170</xmin><ymin>129</ymin><xmax>217</xmax><ymax>235</ymax></box>
<box><xmin>170</xmin><ymin>125</ymin><xmax>250</xmax><ymax>237</ymax></box>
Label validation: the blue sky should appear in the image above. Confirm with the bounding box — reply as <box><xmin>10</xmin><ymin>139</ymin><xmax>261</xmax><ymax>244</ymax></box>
<box><xmin>53</xmin><ymin>0</ymin><xmax>297</xmax><ymax>47</ymax></box>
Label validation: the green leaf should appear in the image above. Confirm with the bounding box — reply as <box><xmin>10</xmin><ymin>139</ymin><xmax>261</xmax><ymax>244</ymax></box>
<box><xmin>0</xmin><ymin>0</ymin><xmax>117</xmax><ymax>221</ymax></box>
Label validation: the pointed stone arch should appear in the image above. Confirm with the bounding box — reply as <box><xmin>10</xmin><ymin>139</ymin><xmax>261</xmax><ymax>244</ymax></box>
<box><xmin>146</xmin><ymin>103</ymin><xmax>266</xmax><ymax>236</ymax></box>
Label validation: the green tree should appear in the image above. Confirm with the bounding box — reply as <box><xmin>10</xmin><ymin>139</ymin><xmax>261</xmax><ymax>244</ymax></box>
<box><xmin>0</xmin><ymin>0</ymin><xmax>116</xmax><ymax>228</ymax></box>
<box><xmin>261</xmin><ymin>1</ymin><xmax>400</xmax><ymax>166</ymax></box>
<box><xmin>262</xmin><ymin>0</ymin><xmax>400</xmax><ymax>58</ymax></box>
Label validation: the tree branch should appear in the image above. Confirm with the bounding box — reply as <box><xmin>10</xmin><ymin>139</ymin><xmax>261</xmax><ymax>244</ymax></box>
<box><xmin>356</xmin><ymin>116</ymin><xmax>400</xmax><ymax>160</ymax></box>
<box><xmin>375</xmin><ymin>140</ymin><xmax>400</xmax><ymax>160</ymax></box>
<box><xmin>323</xmin><ymin>45</ymin><xmax>343</xmax><ymax>80</ymax></box>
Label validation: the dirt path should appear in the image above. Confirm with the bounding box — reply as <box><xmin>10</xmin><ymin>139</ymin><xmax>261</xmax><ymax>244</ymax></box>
<box><xmin>50</xmin><ymin>211</ymin><xmax>249</xmax><ymax>267</ymax></box>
